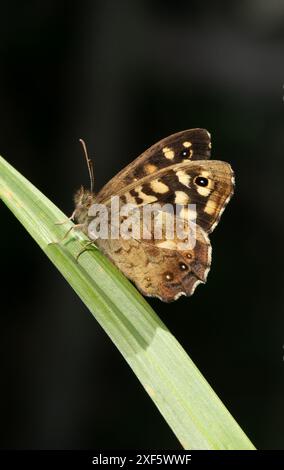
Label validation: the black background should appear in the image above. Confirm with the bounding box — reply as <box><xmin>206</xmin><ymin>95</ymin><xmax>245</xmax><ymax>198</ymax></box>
<box><xmin>1</xmin><ymin>1</ymin><xmax>284</xmax><ymax>449</ymax></box>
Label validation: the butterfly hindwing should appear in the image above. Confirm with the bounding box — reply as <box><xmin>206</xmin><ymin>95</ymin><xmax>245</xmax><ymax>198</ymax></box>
<box><xmin>95</xmin><ymin>212</ymin><xmax>211</xmax><ymax>302</ymax></box>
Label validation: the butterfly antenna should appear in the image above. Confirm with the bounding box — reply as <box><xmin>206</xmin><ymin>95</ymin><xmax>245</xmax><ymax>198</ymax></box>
<box><xmin>79</xmin><ymin>138</ymin><xmax>95</xmax><ymax>193</ymax></box>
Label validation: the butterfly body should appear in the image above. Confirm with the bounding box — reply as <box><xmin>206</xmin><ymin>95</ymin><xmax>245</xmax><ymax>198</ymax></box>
<box><xmin>74</xmin><ymin>129</ymin><xmax>234</xmax><ymax>302</ymax></box>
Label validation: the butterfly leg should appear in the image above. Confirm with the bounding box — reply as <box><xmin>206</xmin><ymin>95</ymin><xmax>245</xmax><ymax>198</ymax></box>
<box><xmin>76</xmin><ymin>241</ymin><xmax>95</xmax><ymax>261</ymax></box>
<box><xmin>60</xmin><ymin>223</ymin><xmax>85</xmax><ymax>242</ymax></box>
<box><xmin>49</xmin><ymin>222</ymin><xmax>84</xmax><ymax>246</ymax></box>
<box><xmin>55</xmin><ymin>209</ymin><xmax>77</xmax><ymax>226</ymax></box>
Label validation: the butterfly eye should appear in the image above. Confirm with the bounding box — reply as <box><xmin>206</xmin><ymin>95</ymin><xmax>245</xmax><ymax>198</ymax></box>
<box><xmin>194</xmin><ymin>176</ymin><xmax>209</xmax><ymax>187</ymax></box>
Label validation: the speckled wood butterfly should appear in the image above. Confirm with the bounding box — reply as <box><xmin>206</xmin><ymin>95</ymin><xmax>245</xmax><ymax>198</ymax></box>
<box><xmin>72</xmin><ymin>129</ymin><xmax>234</xmax><ymax>302</ymax></box>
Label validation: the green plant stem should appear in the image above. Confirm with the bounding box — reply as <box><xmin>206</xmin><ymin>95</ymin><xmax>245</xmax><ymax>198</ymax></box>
<box><xmin>0</xmin><ymin>156</ymin><xmax>255</xmax><ymax>450</ymax></box>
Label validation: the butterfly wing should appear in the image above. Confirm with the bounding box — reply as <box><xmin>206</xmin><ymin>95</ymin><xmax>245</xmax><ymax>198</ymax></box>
<box><xmin>99</xmin><ymin>160</ymin><xmax>234</xmax><ymax>234</ymax></box>
<box><xmin>144</xmin><ymin>160</ymin><xmax>235</xmax><ymax>233</ymax></box>
<box><xmin>96</xmin><ymin>128</ymin><xmax>211</xmax><ymax>203</ymax></box>
<box><xmin>95</xmin><ymin>212</ymin><xmax>211</xmax><ymax>302</ymax></box>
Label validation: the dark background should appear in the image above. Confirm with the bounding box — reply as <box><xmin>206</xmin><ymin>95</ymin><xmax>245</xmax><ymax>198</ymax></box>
<box><xmin>1</xmin><ymin>1</ymin><xmax>284</xmax><ymax>449</ymax></box>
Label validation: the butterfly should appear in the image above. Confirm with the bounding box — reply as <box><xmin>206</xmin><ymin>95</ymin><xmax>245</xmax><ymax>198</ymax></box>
<box><xmin>72</xmin><ymin>129</ymin><xmax>234</xmax><ymax>302</ymax></box>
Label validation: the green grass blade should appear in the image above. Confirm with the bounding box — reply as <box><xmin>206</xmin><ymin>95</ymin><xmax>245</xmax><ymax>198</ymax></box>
<box><xmin>0</xmin><ymin>155</ymin><xmax>255</xmax><ymax>450</ymax></box>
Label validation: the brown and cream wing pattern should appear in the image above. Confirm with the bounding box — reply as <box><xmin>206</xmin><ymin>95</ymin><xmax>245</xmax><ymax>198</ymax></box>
<box><xmin>96</xmin><ymin>128</ymin><xmax>211</xmax><ymax>204</ymax></box>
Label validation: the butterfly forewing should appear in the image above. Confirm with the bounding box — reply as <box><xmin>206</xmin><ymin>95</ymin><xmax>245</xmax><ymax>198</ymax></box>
<box><xmin>98</xmin><ymin>160</ymin><xmax>234</xmax><ymax>234</ymax></box>
<box><xmin>137</xmin><ymin>160</ymin><xmax>234</xmax><ymax>233</ymax></box>
<box><xmin>96</xmin><ymin>128</ymin><xmax>211</xmax><ymax>204</ymax></box>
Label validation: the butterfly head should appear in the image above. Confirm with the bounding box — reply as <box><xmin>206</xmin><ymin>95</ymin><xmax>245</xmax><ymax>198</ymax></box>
<box><xmin>74</xmin><ymin>186</ymin><xmax>96</xmax><ymax>225</ymax></box>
